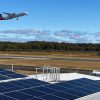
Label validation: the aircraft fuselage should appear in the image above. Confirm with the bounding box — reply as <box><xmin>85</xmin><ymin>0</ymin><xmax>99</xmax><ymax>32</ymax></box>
<box><xmin>0</xmin><ymin>12</ymin><xmax>28</xmax><ymax>20</ymax></box>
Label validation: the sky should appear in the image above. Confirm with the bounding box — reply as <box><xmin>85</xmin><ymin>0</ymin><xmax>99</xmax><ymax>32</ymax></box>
<box><xmin>0</xmin><ymin>0</ymin><xmax>100</xmax><ymax>43</ymax></box>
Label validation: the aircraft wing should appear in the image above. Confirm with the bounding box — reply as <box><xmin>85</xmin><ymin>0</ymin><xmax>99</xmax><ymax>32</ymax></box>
<box><xmin>2</xmin><ymin>12</ymin><xmax>11</xmax><ymax>15</ymax></box>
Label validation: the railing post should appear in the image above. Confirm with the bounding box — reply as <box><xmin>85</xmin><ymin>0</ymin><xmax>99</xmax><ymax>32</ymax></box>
<box><xmin>12</xmin><ymin>64</ymin><xmax>14</xmax><ymax>72</ymax></box>
<box><xmin>35</xmin><ymin>68</ymin><xmax>38</xmax><ymax>79</ymax></box>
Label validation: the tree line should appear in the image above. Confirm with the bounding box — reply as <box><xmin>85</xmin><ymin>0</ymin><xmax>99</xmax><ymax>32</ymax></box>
<box><xmin>0</xmin><ymin>41</ymin><xmax>100</xmax><ymax>52</ymax></box>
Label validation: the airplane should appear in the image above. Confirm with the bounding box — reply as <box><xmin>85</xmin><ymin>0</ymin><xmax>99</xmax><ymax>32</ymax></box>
<box><xmin>0</xmin><ymin>12</ymin><xmax>28</xmax><ymax>20</ymax></box>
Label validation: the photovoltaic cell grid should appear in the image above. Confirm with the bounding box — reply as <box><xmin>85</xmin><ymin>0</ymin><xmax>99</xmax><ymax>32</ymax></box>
<box><xmin>0</xmin><ymin>78</ymin><xmax>100</xmax><ymax>100</ymax></box>
<box><xmin>0</xmin><ymin>68</ymin><xmax>26</xmax><ymax>80</ymax></box>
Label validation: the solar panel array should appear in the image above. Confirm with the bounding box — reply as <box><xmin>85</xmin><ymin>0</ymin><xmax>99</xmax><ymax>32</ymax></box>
<box><xmin>0</xmin><ymin>78</ymin><xmax>100</xmax><ymax>100</ymax></box>
<box><xmin>0</xmin><ymin>68</ymin><xmax>26</xmax><ymax>80</ymax></box>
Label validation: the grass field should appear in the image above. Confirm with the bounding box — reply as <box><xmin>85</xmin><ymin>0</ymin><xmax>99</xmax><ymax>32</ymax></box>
<box><xmin>0</xmin><ymin>58</ymin><xmax>100</xmax><ymax>70</ymax></box>
<box><xmin>0</xmin><ymin>51</ymin><xmax>100</xmax><ymax>70</ymax></box>
<box><xmin>0</xmin><ymin>51</ymin><xmax>99</xmax><ymax>57</ymax></box>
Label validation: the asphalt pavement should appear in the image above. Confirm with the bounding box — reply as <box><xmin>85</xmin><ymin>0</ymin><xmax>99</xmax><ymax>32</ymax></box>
<box><xmin>0</xmin><ymin>55</ymin><xmax>100</xmax><ymax>62</ymax></box>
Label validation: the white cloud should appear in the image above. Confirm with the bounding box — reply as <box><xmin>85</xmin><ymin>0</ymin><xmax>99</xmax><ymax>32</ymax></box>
<box><xmin>0</xmin><ymin>29</ymin><xmax>100</xmax><ymax>43</ymax></box>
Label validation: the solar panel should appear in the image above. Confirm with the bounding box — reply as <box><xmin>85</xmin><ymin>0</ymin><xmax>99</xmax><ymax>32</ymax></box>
<box><xmin>73</xmin><ymin>78</ymin><xmax>100</xmax><ymax>86</ymax></box>
<box><xmin>0</xmin><ymin>68</ymin><xmax>100</xmax><ymax>100</ymax></box>
<box><xmin>0</xmin><ymin>75</ymin><xmax>9</xmax><ymax>80</ymax></box>
<box><xmin>0</xmin><ymin>78</ymin><xmax>100</xmax><ymax>100</ymax></box>
<box><xmin>57</xmin><ymin>81</ymin><xmax>99</xmax><ymax>92</ymax></box>
<box><xmin>28</xmin><ymin>98</ymin><xmax>44</xmax><ymax>100</ymax></box>
<box><xmin>0</xmin><ymin>68</ymin><xmax>26</xmax><ymax>80</ymax></box>
<box><xmin>54</xmin><ymin>78</ymin><xmax>100</xmax><ymax>99</ymax></box>
<box><xmin>0</xmin><ymin>78</ymin><xmax>49</xmax><ymax>100</ymax></box>
<box><xmin>0</xmin><ymin>95</ymin><xmax>16</xmax><ymax>100</ymax></box>
<box><xmin>20</xmin><ymin>78</ymin><xmax>48</xmax><ymax>85</ymax></box>
<box><xmin>5</xmin><ymin>91</ymin><xmax>35</xmax><ymax>100</ymax></box>
<box><xmin>46</xmin><ymin>83</ymin><xmax>86</xmax><ymax>97</ymax></box>
<box><xmin>40</xmin><ymin>94</ymin><xmax>66</xmax><ymax>100</ymax></box>
<box><xmin>20</xmin><ymin>88</ymin><xmax>46</xmax><ymax>97</ymax></box>
<box><xmin>0</xmin><ymin>68</ymin><xmax>8</xmax><ymax>72</ymax></box>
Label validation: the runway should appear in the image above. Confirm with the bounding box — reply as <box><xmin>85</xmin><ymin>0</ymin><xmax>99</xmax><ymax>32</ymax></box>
<box><xmin>51</xmin><ymin>57</ymin><xmax>100</xmax><ymax>62</ymax></box>
<box><xmin>0</xmin><ymin>55</ymin><xmax>100</xmax><ymax>62</ymax></box>
<box><xmin>0</xmin><ymin>55</ymin><xmax>48</xmax><ymax>60</ymax></box>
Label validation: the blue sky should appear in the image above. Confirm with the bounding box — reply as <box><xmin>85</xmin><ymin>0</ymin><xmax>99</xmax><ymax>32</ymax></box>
<box><xmin>0</xmin><ymin>0</ymin><xmax>100</xmax><ymax>43</ymax></box>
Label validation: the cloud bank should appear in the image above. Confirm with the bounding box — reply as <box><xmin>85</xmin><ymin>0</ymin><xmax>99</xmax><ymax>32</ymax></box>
<box><xmin>0</xmin><ymin>29</ymin><xmax>99</xmax><ymax>43</ymax></box>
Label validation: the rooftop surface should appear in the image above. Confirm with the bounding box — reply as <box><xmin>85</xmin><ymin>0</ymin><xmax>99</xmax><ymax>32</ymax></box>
<box><xmin>28</xmin><ymin>72</ymin><xmax>100</xmax><ymax>82</ymax></box>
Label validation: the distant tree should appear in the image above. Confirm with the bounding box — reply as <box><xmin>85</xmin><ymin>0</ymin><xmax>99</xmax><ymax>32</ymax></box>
<box><xmin>0</xmin><ymin>41</ymin><xmax>99</xmax><ymax>52</ymax></box>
